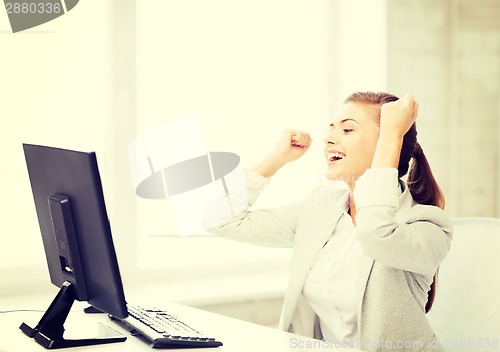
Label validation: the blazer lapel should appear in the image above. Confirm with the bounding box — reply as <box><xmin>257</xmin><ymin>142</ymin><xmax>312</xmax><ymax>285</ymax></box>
<box><xmin>293</xmin><ymin>196</ymin><xmax>345</xmax><ymax>285</ymax></box>
<box><xmin>284</xmin><ymin>190</ymin><xmax>346</xmax><ymax>316</ymax></box>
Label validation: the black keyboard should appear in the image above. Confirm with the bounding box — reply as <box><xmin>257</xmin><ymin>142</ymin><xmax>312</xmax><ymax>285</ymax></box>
<box><xmin>114</xmin><ymin>306</ymin><xmax>223</xmax><ymax>348</ymax></box>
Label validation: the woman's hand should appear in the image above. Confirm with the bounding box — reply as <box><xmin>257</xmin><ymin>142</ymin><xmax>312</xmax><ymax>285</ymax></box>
<box><xmin>274</xmin><ymin>129</ymin><xmax>312</xmax><ymax>163</ymax></box>
<box><xmin>371</xmin><ymin>94</ymin><xmax>418</xmax><ymax>170</ymax></box>
<box><xmin>379</xmin><ymin>93</ymin><xmax>419</xmax><ymax>139</ymax></box>
<box><xmin>252</xmin><ymin>129</ymin><xmax>312</xmax><ymax>177</ymax></box>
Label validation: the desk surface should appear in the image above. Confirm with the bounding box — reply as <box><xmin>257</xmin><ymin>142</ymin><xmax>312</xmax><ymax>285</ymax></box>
<box><xmin>0</xmin><ymin>292</ymin><xmax>361</xmax><ymax>352</ymax></box>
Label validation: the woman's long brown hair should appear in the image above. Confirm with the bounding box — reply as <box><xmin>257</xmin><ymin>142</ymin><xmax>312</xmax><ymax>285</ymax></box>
<box><xmin>345</xmin><ymin>92</ymin><xmax>445</xmax><ymax>313</ymax></box>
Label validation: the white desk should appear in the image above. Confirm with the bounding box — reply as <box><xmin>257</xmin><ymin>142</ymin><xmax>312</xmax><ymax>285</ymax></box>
<box><xmin>0</xmin><ymin>292</ymin><xmax>361</xmax><ymax>352</ymax></box>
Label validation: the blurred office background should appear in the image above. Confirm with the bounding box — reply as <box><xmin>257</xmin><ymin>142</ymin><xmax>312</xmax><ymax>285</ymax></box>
<box><xmin>1</xmin><ymin>0</ymin><xmax>499</xmax><ymax>327</ymax></box>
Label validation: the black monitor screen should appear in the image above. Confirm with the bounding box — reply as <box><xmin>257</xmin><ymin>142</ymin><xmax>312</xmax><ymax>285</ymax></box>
<box><xmin>23</xmin><ymin>143</ymin><xmax>128</xmax><ymax>319</ymax></box>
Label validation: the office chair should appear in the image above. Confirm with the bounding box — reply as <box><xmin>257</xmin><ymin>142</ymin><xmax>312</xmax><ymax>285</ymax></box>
<box><xmin>427</xmin><ymin>217</ymin><xmax>500</xmax><ymax>350</ymax></box>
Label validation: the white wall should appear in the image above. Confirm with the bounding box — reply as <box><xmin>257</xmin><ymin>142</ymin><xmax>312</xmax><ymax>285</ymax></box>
<box><xmin>0</xmin><ymin>1</ymin><xmax>114</xmax><ymax>277</ymax></box>
<box><xmin>334</xmin><ymin>0</ymin><xmax>388</xmax><ymax>102</ymax></box>
<box><xmin>134</xmin><ymin>0</ymin><xmax>335</xmax><ymax>272</ymax></box>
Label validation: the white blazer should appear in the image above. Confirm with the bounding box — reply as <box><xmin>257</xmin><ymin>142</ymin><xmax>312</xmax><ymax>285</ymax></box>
<box><xmin>205</xmin><ymin>168</ymin><xmax>453</xmax><ymax>352</ymax></box>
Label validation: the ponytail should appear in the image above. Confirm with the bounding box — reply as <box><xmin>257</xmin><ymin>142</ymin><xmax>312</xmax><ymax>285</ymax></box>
<box><xmin>407</xmin><ymin>142</ymin><xmax>445</xmax><ymax>210</ymax></box>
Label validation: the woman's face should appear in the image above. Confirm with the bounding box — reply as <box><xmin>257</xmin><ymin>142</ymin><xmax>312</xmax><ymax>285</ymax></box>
<box><xmin>324</xmin><ymin>102</ymin><xmax>380</xmax><ymax>186</ymax></box>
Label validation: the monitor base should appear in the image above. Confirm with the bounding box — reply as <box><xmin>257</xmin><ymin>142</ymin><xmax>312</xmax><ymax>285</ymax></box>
<box><xmin>20</xmin><ymin>282</ymin><xmax>126</xmax><ymax>349</ymax></box>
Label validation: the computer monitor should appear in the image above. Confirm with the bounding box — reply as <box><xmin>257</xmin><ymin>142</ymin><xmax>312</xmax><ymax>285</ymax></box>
<box><xmin>21</xmin><ymin>143</ymin><xmax>128</xmax><ymax>349</ymax></box>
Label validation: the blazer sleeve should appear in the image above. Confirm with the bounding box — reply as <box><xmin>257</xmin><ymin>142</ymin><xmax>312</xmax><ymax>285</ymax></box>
<box><xmin>353</xmin><ymin>168</ymin><xmax>453</xmax><ymax>276</ymax></box>
<box><xmin>202</xmin><ymin>169</ymin><xmax>300</xmax><ymax>247</ymax></box>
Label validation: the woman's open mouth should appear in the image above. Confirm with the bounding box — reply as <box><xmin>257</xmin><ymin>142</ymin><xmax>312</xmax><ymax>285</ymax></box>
<box><xmin>327</xmin><ymin>151</ymin><xmax>346</xmax><ymax>164</ymax></box>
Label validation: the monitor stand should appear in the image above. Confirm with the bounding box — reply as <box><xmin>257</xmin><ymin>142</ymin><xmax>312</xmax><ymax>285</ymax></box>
<box><xmin>19</xmin><ymin>281</ymin><xmax>126</xmax><ymax>349</ymax></box>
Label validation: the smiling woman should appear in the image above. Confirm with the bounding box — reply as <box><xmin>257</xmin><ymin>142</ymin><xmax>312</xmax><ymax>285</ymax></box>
<box><xmin>203</xmin><ymin>91</ymin><xmax>452</xmax><ymax>350</ymax></box>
